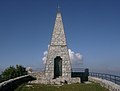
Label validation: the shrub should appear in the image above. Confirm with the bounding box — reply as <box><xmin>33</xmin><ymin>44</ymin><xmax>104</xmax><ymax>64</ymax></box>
<box><xmin>1</xmin><ymin>65</ymin><xmax>27</xmax><ymax>81</ymax></box>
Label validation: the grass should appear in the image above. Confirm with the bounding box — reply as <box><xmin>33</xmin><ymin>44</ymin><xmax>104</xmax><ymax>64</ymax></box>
<box><xmin>15</xmin><ymin>83</ymin><xmax>109</xmax><ymax>91</ymax></box>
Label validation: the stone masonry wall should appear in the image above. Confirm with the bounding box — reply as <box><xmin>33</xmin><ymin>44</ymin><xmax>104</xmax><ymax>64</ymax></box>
<box><xmin>89</xmin><ymin>76</ymin><xmax>120</xmax><ymax>91</ymax></box>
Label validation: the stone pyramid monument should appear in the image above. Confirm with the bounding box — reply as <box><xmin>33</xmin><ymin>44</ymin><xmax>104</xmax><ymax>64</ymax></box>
<box><xmin>45</xmin><ymin>9</ymin><xmax>72</xmax><ymax>82</ymax></box>
<box><xmin>31</xmin><ymin>8</ymin><xmax>80</xmax><ymax>84</ymax></box>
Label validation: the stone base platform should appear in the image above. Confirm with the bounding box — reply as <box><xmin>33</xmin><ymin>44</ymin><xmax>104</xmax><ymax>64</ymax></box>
<box><xmin>29</xmin><ymin>72</ymin><xmax>80</xmax><ymax>85</ymax></box>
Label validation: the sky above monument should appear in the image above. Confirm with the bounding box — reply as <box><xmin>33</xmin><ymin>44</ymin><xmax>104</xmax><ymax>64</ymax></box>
<box><xmin>0</xmin><ymin>0</ymin><xmax>120</xmax><ymax>74</ymax></box>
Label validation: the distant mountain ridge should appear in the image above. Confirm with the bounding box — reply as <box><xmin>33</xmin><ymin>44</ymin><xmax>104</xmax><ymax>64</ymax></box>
<box><xmin>32</xmin><ymin>68</ymin><xmax>120</xmax><ymax>76</ymax></box>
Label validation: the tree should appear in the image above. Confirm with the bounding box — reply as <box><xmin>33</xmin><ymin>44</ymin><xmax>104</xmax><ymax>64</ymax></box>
<box><xmin>1</xmin><ymin>65</ymin><xmax>27</xmax><ymax>81</ymax></box>
<box><xmin>1</xmin><ymin>66</ymin><xmax>16</xmax><ymax>80</ymax></box>
<box><xmin>0</xmin><ymin>74</ymin><xmax>2</xmax><ymax>82</ymax></box>
<box><xmin>16</xmin><ymin>65</ymin><xmax>27</xmax><ymax>76</ymax></box>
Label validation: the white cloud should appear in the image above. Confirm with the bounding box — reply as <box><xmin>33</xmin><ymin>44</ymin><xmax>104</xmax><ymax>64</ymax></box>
<box><xmin>68</xmin><ymin>49</ymin><xmax>83</xmax><ymax>64</ymax></box>
<box><xmin>42</xmin><ymin>51</ymin><xmax>48</xmax><ymax>64</ymax></box>
<box><xmin>42</xmin><ymin>48</ymin><xmax>83</xmax><ymax>65</ymax></box>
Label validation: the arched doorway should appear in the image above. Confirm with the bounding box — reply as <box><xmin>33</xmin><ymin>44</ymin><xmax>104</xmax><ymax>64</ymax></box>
<box><xmin>54</xmin><ymin>56</ymin><xmax>62</xmax><ymax>78</ymax></box>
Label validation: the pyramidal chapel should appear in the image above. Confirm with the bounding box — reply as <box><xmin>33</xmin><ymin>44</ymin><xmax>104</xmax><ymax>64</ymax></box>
<box><xmin>31</xmin><ymin>9</ymin><xmax>80</xmax><ymax>84</ymax></box>
<box><xmin>45</xmin><ymin>10</ymin><xmax>72</xmax><ymax>81</ymax></box>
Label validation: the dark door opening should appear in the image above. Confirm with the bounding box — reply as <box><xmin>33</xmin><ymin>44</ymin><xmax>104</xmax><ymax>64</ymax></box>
<box><xmin>54</xmin><ymin>56</ymin><xmax>62</xmax><ymax>79</ymax></box>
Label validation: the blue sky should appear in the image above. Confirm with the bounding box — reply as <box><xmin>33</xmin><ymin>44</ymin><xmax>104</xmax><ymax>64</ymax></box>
<box><xmin>0</xmin><ymin>0</ymin><xmax>120</xmax><ymax>74</ymax></box>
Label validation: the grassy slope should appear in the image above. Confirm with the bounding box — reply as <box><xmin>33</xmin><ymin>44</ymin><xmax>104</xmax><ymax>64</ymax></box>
<box><xmin>15</xmin><ymin>83</ymin><xmax>109</xmax><ymax>91</ymax></box>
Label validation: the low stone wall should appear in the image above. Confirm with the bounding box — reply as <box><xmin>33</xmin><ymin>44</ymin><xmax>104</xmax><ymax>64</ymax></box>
<box><xmin>0</xmin><ymin>75</ymin><xmax>34</xmax><ymax>91</ymax></box>
<box><xmin>71</xmin><ymin>77</ymin><xmax>81</xmax><ymax>84</ymax></box>
<box><xmin>89</xmin><ymin>76</ymin><xmax>120</xmax><ymax>91</ymax></box>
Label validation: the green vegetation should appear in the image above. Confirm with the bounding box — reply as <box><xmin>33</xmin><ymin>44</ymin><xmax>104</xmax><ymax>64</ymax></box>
<box><xmin>15</xmin><ymin>83</ymin><xmax>109</xmax><ymax>91</ymax></box>
<box><xmin>0</xmin><ymin>65</ymin><xmax>27</xmax><ymax>82</ymax></box>
<box><xmin>0</xmin><ymin>75</ymin><xmax>2</xmax><ymax>82</ymax></box>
